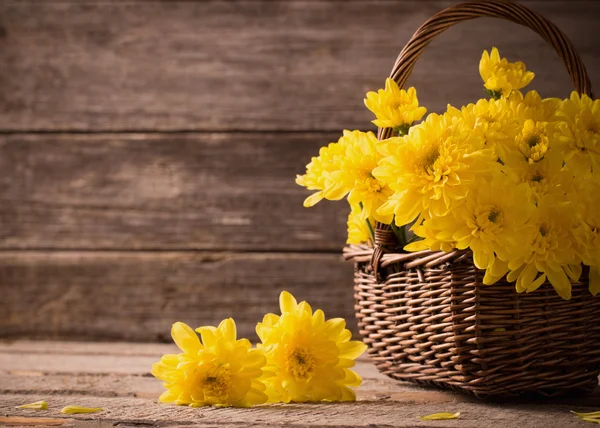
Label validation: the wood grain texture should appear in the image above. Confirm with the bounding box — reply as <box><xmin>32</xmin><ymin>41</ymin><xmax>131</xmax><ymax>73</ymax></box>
<box><xmin>0</xmin><ymin>133</ymin><xmax>348</xmax><ymax>251</ymax></box>
<box><xmin>1</xmin><ymin>1</ymin><xmax>599</xmax><ymax>131</ymax></box>
<box><xmin>1</xmin><ymin>341</ymin><xmax>598</xmax><ymax>427</ymax></box>
<box><xmin>1</xmin><ymin>342</ymin><xmax>599</xmax><ymax>427</ymax></box>
<box><xmin>0</xmin><ymin>251</ymin><xmax>356</xmax><ymax>342</ymax></box>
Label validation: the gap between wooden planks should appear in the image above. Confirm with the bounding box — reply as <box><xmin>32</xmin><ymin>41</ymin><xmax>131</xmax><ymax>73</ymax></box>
<box><xmin>1</xmin><ymin>340</ymin><xmax>599</xmax><ymax>427</ymax></box>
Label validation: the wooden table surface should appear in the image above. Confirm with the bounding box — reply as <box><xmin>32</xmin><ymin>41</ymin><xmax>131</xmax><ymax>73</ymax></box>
<box><xmin>1</xmin><ymin>341</ymin><xmax>599</xmax><ymax>427</ymax></box>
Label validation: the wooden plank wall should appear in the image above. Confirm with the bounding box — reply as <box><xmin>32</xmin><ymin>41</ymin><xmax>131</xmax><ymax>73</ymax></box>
<box><xmin>1</xmin><ymin>1</ymin><xmax>599</xmax><ymax>342</ymax></box>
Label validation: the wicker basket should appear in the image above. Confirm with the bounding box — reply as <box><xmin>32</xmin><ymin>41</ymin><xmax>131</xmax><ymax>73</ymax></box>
<box><xmin>344</xmin><ymin>0</ymin><xmax>600</xmax><ymax>398</ymax></box>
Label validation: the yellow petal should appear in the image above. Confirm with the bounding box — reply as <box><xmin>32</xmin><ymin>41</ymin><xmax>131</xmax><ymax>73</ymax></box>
<box><xmin>572</xmin><ymin>411</ymin><xmax>600</xmax><ymax>418</ymax></box>
<box><xmin>323</xmin><ymin>318</ymin><xmax>346</xmax><ymax>338</ymax></box>
<box><xmin>172</xmin><ymin>322</ymin><xmax>201</xmax><ymax>353</ymax></box>
<box><xmin>303</xmin><ymin>191</ymin><xmax>324</xmax><ymax>207</ymax></box>
<box><xmin>297</xmin><ymin>301</ymin><xmax>313</xmax><ymax>316</ymax></box>
<box><xmin>545</xmin><ymin>267</ymin><xmax>572</xmax><ymax>300</ymax></box>
<box><xmin>16</xmin><ymin>401</ymin><xmax>48</xmax><ymax>410</ymax></box>
<box><xmin>339</xmin><ymin>340</ymin><xmax>368</xmax><ymax>360</ymax></box>
<box><xmin>581</xmin><ymin>418</ymin><xmax>600</xmax><ymax>424</ymax></box>
<box><xmin>158</xmin><ymin>390</ymin><xmax>178</xmax><ymax>403</ymax></box>
<box><xmin>419</xmin><ymin>412</ymin><xmax>460</xmax><ymax>421</ymax></box>
<box><xmin>60</xmin><ymin>406</ymin><xmax>103</xmax><ymax>414</ymax></box>
<box><xmin>218</xmin><ymin>318</ymin><xmax>237</xmax><ymax>342</ymax></box>
<box><xmin>195</xmin><ymin>326</ymin><xmax>217</xmax><ymax>348</ymax></box>
<box><xmin>312</xmin><ymin>309</ymin><xmax>325</xmax><ymax>327</ymax></box>
<box><xmin>279</xmin><ymin>291</ymin><xmax>298</xmax><ymax>313</ymax></box>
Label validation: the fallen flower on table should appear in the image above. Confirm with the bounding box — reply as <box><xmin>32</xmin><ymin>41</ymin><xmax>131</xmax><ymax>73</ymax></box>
<box><xmin>419</xmin><ymin>412</ymin><xmax>461</xmax><ymax>421</ymax></box>
<box><xmin>256</xmin><ymin>291</ymin><xmax>367</xmax><ymax>403</ymax></box>
<box><xmin>572</xmin><ymin>410</ymin><xmax>600</xmax><ymax>424</ymax></box>
<box><xmin>16</xmin><ymin>401</ymin><xmax>48</xmax><ymax>410</ymax></box>
<box><xmin>152</xmin><ymin>319</ymin><xmax>269</xmax><ymax>407</ymax></box>
<box><xmin>60</xmin><ymin>406</ymin><xmax>104</xmax><ymax>414</ymax></box>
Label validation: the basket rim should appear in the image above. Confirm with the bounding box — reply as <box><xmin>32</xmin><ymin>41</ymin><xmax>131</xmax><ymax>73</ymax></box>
<box><xmin>343</xmin><ymin>244</ymin><xmax>470</xmax><ymax>269</ymax></box>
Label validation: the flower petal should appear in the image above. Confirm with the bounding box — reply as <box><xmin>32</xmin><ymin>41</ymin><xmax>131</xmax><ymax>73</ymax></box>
<box><xmin>218</xmin><ymin>318</ymin><xmax>237</xmax><ymax>342</ymax></box>
<box><xmin>419</xmin><ymin>412</ymin><xmax>460</xmax><ymax>421</ymax></box>
<box><xmin>61</xmin><ymin>406</ymin><xmax>103</xmax><ymax>414</ymax></box>
<box><xmin>195</xmin><ymin>326</ymin><xmax>217</xmax><ymax>349</ymax></box>
<box><xmin>172</xmin><ymin>322</ymin><xmax>201</xmax><ymax>353</ymax></box>
<box><xmin>339</xmin><ymin>340</ymin><xmax>367</xmax><ymax>360</ymax></box>
<box><xmin>16</xmin><ymin>401</ymin><xmax>48</xmax><ymax>410</ymax></box>
<box><xmin>279</xmin><ymin>291</ymin><xmax>298</xmax><ymax>313</ymax></box>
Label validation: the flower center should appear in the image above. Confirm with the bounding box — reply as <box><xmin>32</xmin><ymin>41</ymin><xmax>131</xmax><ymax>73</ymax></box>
<box><xmin>365</xmin><ymin>176</ymin><xmax>383</xmax><ymax>193</ymax></box>
<box><xmin>530</xmin><ymin>172</ymin><xmax>544</xmax><ymax>183</ymax></box>
<box><xmin>420</xmin><ymin>145</ymin><xmax>440</xmax><ymax>175</ymax></box>
<box><xmin>488</xmin><ymin>208</ymin><xmax>502</xmax><ymax>224</ymax></box>
<box><xmin>390</xmin><ymin>99</ymin><xmax>409</xmax><ymax>110</ymax></box>
<box><xmin>479</xmin><ymin>113</ymin><xmax>497</xmax><ymax>124</ymax></box>
<box><xmin>526</xmin><ymin>135</ymin><xmax>541</xmax><ymax>147</ymax></box>
<box><xmin>475</xmin><ymin>206</ymin><xmax>503</xmax><ymax>232</ymax></box>
<box><xmin>202</xmin><ymin>366</ymin><xmax>231</xmax><ymax>398</ymax></box>
<box><xmin>285</xmin><ymin>347</ymin><xmax>316</xmax><ymax>381</ymax></box>
<box><xmin>518</xmin><ymin>128</ymin><xmax>548</xmax><ymax>163</ymax></box>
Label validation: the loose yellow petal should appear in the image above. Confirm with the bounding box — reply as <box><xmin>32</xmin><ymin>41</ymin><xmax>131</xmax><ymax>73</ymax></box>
<box><xmin>419</xmin><ymin>412</ymin><xmax>460</xmax><ymax>421</ymax></box>
<box><xmin>16</xmin><ymin>401</ymin><xmax>48</xmax><ymax>410</ymax></box>
<box><xmin>582</xmin><ymin>418</ymin><xmax>600</xmax><ymax>424</ymax></box>
<box><xmin>572</xmin><ymin>411</ymin><xmax>600</xmax><ymax>418</ymax></box>
<box><xmin>60</xmin><ymin>406</ymin><xmax>103</xmax><ymax>414</ymax></box>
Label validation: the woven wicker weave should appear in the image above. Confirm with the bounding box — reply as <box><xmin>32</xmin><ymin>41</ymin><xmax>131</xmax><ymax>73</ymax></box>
<box><xmin>344</xmin><ymin>0</ymin><xmax>600</xmax><ymax>398</ymax></box>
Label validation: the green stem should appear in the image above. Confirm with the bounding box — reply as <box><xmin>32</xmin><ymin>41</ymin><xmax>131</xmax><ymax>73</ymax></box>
<box><xmin>365</xmin><ymin>218</ymin><xmax>375</xmax><ymax>245</ymax></box>
<box><xmin>390</xmin><ymin>222</ymin><xmax>407</xmax><ymax>249</ymax></box>
<box><xmin>485</xmin><ymin>88</ymin><xmax>503</xmax><ymax>100</ymax></box>
<box><xmin>401</xmin><ymin>225</ymin><xmax>408</xmax><ymax>247</ymax></box>
<box><xmin>359</xmin><ymin>202</ymin><xmax>376</xmax><ymax>244</ymax></box>
<box><xmin>393</xmin><ymin>123</ymin><xmax>411</xmax><ymax>137</ymax></box>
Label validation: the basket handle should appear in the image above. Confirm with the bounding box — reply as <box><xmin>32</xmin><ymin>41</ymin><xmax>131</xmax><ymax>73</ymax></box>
<box><xmin>371</xmin><ymin>0</ymin><xmax>593</xmax><ymax>276</ymax></box>
<box><xmin>377</xmin><ymin>0</ymin><xmax>593</xmax><ymax>141</ymax></box>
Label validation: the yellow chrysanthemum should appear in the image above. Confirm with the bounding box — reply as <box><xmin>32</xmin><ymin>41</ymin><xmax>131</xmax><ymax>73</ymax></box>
<box><xmin>555</xmin><ymin>91</ymin><xmax>600</xmax><ymax>177</ymax></box>
<box><xmin>296</xmin><ymin>130</ymin><xmax>393</xmax><ymax>223</ymax></box>
<box><xmin>347</xmin><ymin>204</ymin><xmax>373</xmax><ymax>245</ymax></box>
<box><xmin>483</xmin><ymin>195</ymin><xmax>582</xmax><ymax>300</ymax></box>
<box><xmin>479</xmin><ymin>47</ymin><xmax>535</xmax><ymax>98</ymax></box>
<box><xmin>508</xmin><ymin>90</ymin><xmax>561</xmax><ymax>123</ymax></box>
<box><xmin>571</xmin><ymin>179</ymin><xmax>600</xmax><ymax>296</ymax></box>
<box><xmin>256</xmin><ymin>291</ymin><xmax>367</xmax><ymax>403</ymax></box>
<box><xmin>295</xmin><ymin>141</ymin><xmax>346</xmax><ymax>207</ymax></box>
<box><xmin>152</xmin><ymin>320</ymin><xmax>269</xmax><ymax>408</ymax></box>
<box><xmin>447</xmin><ymin>98</ymin><xmax>519</xmax><ymax>157</ymax></box>
<box><xmin>373</xmin><ymin>113</ymin><xmax>497</xmax><ymax>226</ymax></box>
<box><xmin>364</xmin><ymin>79</ymin><xmax>427</xmax><ymax>131</ymax></box>
<box><xmin>406</xmin><ymin>175</ymin><xmax>535</xmax><ymax>270</ymax></box>
<box><xmin>514</xmin><ymin>119</ymin><xmax>552</xmax><ymax>164</ymax></box>
<box><xmin>507</xmin><ymin>150</ymin><xmax>572</xmax><ymax>202</ymax></box>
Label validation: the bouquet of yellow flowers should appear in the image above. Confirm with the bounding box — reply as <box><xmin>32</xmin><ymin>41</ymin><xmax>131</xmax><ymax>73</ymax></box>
<box><xmin>297</xmin><ymin>47</ymin><xmax>600</xmax><ymax>300</ymax></box>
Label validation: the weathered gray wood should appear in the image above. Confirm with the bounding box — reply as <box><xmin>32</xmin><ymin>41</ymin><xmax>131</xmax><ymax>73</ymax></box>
<box><xmin>1</xmin><ymin>341</ymin><xmax>599</xmax><ymax>427</ymax></box>
<box><xmin>1</xmin><ymin>1</ymin><xmax>598</xmax><ymax>131</ymax></box>
<box><xmin>0</xmin><ymin>133</ymin><xmax>348</xmax><ymax>251</ymax></box>
<box><xmin>0</xmin><ymin>390</ymin><xmax>597</xmax><ymax>427</ymax></box>
<box><xmin>0</xmin><ymin>251</ymin><xmax>356</xmax><ymax>342</ymax></box>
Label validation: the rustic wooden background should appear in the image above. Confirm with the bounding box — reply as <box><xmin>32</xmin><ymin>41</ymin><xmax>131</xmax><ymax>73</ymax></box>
<box><xmin>1</xmin><ymin>0</ymin><xmax>599</xmax><ymax>342</ymax></box>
